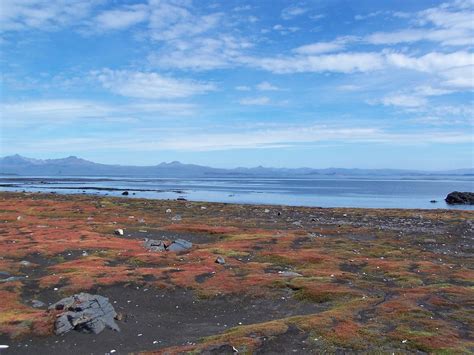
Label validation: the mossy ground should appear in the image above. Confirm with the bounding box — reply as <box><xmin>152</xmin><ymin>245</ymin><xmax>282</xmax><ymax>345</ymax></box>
<box><xmin>0</xmin><ymin>192</ymin><xmax>472</xmax><ymax>353</ymax></box>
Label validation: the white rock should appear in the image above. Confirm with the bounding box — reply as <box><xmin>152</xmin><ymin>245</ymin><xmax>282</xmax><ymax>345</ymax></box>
<box><xmin>114</xmin><ymin>229</ymin><xmax>124</xmax><ymax>236</ymax></box>
<box><xmin>166</xmin><ymin>209</ymin><xmax>172</xmax><ymax>213</ymax></box>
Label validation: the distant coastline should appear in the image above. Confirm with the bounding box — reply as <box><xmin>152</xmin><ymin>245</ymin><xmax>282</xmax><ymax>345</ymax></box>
<box><xmin>1</xmin><ymin>154</ymin><xmax>473</xmax><ymax>178</ymax></box>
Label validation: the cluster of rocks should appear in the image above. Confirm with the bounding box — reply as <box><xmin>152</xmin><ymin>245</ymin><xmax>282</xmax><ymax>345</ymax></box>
<box><xmin>445</xmin><ymin>191</ymin><xmax>474</xmax><ymax>205</ymax></box>
<box><xmin>144</xmin><ymin>238</ymin><xmax>193</xmax><ymax>252</ymax></box>
<box><xmin>49</xmin><ymin>293</ymin><xmax>120</xmax><ymax>335</ymax></box>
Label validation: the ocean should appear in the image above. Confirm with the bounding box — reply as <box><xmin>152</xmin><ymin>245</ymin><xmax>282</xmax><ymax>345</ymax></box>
<box><xmin>0</xmin><ymin>176</ymin><xmax>473</xmax><ymax>210</ymax></box>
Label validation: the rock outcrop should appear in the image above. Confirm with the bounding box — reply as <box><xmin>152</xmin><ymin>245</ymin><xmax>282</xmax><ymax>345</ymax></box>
<box><xmin>445</xmin><ymin>191</ymin><xmax>474</xmax><ymax>205</ymax></box>
<box><xmin>49</xmin><ymin>293</ymin><xmax>120</xmax><ymax>335</ymax></box>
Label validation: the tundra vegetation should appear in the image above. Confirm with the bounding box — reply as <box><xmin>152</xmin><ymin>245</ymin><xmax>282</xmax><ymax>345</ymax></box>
<box><xmin>0</xmin><ymin>192</ymin><xmax>472</xmax><ymax>353</ymax></box>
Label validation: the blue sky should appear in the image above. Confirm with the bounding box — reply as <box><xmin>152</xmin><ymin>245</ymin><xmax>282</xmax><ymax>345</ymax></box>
<box><xmin>0</xmin><ymin>0</ymin><xmax>473</xmax><ymax>169</ymax></box>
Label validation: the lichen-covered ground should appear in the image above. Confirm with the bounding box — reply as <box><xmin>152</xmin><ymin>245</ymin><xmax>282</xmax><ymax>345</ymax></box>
<box><xmin>0</xmin><ymin>192</ymin><xmax>473</xmax><ymax>354</ymax></box>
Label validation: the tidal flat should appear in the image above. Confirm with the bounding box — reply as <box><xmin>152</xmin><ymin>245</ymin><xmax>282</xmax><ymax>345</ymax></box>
<box><xmin>0</xmin><ymin>192</ymin><xmax>472</xmax><ymax>354</ymax></box>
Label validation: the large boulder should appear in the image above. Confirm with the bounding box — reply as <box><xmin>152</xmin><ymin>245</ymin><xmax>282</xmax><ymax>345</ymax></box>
<box><xmin>445</xmin><ymin>191</ymin><xmax>474</xmax><ymax>205</ymax></box>
<box><xmin>49</xmin><ymin>293</ymin><xmax>120</xmax><ymax>335</ymax></box>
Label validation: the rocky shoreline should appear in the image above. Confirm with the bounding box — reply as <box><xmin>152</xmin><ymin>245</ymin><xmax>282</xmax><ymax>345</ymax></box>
<box><xmin>0</xmin><ymin>192</ymin><xmax>472</xmax><ymax>354</ymax></box>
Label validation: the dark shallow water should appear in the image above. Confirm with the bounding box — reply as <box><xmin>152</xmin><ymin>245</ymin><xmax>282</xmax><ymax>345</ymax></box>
<box><xmin>0</xmin><ymin>175</ymin><xmax>473</xmax><ymax>210</ymax></box>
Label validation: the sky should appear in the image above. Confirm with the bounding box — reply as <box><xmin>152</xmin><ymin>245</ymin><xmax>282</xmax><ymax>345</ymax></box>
<box><xmin>0</xmin><ymin>0</ymin><xmax>473</xmax><ymax>170</ymax></box>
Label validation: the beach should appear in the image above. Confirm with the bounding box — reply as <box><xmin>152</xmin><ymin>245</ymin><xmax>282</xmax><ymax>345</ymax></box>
<box><xmin>0</xmin><ymin>191</ymin><xmax>473</xmax><ymax>353</ymax></box>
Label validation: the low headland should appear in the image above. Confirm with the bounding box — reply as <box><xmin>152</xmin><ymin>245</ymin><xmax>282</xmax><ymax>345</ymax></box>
<box><xmin>0</xmin><ymin>191</ymin><xmax>472</xmax><ymax>354</ymax></box>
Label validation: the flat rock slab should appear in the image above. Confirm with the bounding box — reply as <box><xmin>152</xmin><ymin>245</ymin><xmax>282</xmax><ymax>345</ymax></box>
<box><xmin>166</xmin><ymin>238</ymin><xmax>193</xmax><ymax>252</ymax></box>
<box><xmin>144</xmin><ymin>238</ymin><xmax>193</xmax><ymax>252</ymax></box>
<box><xmin>49</xmin><ymin>293</ymin><xmax>120</xmax><ymax>335</ymax></box>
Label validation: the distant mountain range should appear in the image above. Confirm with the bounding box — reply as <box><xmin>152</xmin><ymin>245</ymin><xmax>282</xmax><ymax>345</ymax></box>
<box><xmin>0</xmin><ymin>154</ymin><xmax>473</xmax><ymax>177</ymax></box>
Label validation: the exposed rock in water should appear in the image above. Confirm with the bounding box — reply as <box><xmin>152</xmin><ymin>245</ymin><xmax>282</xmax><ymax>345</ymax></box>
<box><xmin>49</xmin><ymin>293</ymin><xmax>120</xmax><ymax>335</ymax></box>
<box><xmin>445</xmin><ymin>191</ymin><xmax>474</xmax><ymax>205</ymax></box>
<box><xmin>121</xmin><ymin>191</ymin><xmax>129</xmax><ymax>196</ymax></box>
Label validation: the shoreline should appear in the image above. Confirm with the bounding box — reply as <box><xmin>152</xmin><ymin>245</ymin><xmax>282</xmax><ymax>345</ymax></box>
<box><xmin>0</xmin><ymin>191</ymin><xmax>473</xmax><ymax>353</ymax></box>
<box><xmin>1</xmin><ymin>188</ymin><xmax>472</xmax><ymax>211</ymax></box>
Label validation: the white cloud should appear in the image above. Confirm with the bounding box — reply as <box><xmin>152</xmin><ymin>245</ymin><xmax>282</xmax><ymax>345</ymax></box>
<box><xmin>337</xmin><ymin>84</ymin><xmax>363</xmax><ymax>91</ymax></box>
<box><xmin>380</xmin><ymin>95</ymin><xmax>428</xmax><ymax>108</ymax></box>
<box><xmin>147</xmin><ymin>1</ymin><xmax>221</xmax><ymax>41</ymax></box>
<box><xmin>235</xmin><ymin>85</ymin><xmax>251</xmax><ymax>91</ymax></box>
<box><xmin>440</xmin><ymin>65</ymin><xmax>474</xmax><ymax>89</ymax></box>
<box><xmin>0</xmin><ymin>0</ymin><xmax>97</xmax><ymax>31</ymax></box>
<box><xmin>239</xmin><ymin>96</ymin><xmax>271</xmax><ymax>106</ymax></box>
<box><xmin>366</xmin><ymin>28</ymin><xmax>473</xmax><ymax>46</ymax></box>
<box><xmin>293</xmin><ymin>36</ymin><xmax>358</xmax><ymax>55</ymax></box>
<box><xmin>376</xmin><ymin>84</ymin><xmax>455</xmax><ymax>109</ymax></box>
<box><xmin>1</xmin><ymin>99</ymin><xmax>196</xmax><ymax>127</ymax></box>
<box><xmin>294</xmin><ymin>41</ymin><xmax>345</xmax><ymax>55</ymax></box>
<box><xmin>387</xmin><ymin>51</ymin><xmax>473</xmax><ymax>71</ymax></box>
<box><xmin>355</xmin><ymin>11</ymin><xmax>386</xmax><ymax>21</ymax></box>
<box><xmin>242</xmin><ymin>52</ymin><xmax>386</xmax><ymax>74</ymax></box>
<box><xmin>364</xmin><ymin>1</ymin><xmax>474</xmax><ymax>46</ymax></box>
<box><xmin>94</xmin><ymin>5</ymin><xmax>148</xmax><ymax>31</ymax></box>
<box><xmin>13</xmin><ymin>124</ymin><xmax>471</xmax><ymax>153</ymax></box>
<box><xmin>149</xmin><ymin>34</ymin><xmax>253</xmax><ymax>70</ymax></box>
<box><xmin>92</xmin><ymin>69</ymin><xmax>216</xmax><ymax>99</ymax></box>
<box><xmin>271</xmin><ymin>24</ymin><xmax>300</xmax><ymax>35</ymax></box>
<box><xmin>281</xmin><ymin>5</ymin><xmax>308</xmax><ymax>20</ymax></box>
<box><xmin>256</xmin><ymin>81</ymin><xmax>279</xmax><ymax>91</ymax></box>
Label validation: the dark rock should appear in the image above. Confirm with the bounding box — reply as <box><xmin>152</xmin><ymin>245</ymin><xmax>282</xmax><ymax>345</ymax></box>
<box><xmin>445</xmin><ymin>191</ymin><xmax>474</xmax><ymax>205</ymax></box>
<box><xmin>122</xmin><ymin>191</ymin><xmax>129</xmax><ymax>196</ymax></box>
<box><xmin>430</xmin><ymin>200</ymin><xmax>437</xmax><ymax>203</ymax></box>
<box><xmin>215</xmin><ymin>256</ymin><xmax>226</xmax><ymax>265</ymax></box>
<box><xmin>177</xmin><ymin>197</ymin><xmax>187</xmax><ymax>201</ymax></box>
<box><xmin>49</xmin><ymin>293</ymin><xmax>120</xmax><ymax>335</ymax></box>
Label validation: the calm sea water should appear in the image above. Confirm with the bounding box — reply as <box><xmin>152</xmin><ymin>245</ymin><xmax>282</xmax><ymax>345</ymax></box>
<box><xmin>1</xmin><ymin>176</ymin><xmax>473</xmax><ymax>210</ymax></box>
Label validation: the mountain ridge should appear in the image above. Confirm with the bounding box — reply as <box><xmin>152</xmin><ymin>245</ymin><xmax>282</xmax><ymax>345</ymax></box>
<box><xmin>1</xmin><ymin>155</ymin><xmax>473</xmax><ymax>177</ymax></box>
